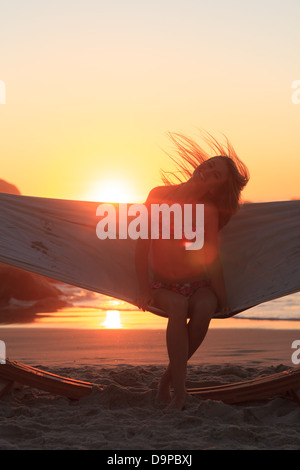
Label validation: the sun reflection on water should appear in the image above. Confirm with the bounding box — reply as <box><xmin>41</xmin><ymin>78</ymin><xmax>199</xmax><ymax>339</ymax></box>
<box><xmin>102</xmin><ymin>310</ymin><xmax>122</xmax><ymax>329</ymax></box>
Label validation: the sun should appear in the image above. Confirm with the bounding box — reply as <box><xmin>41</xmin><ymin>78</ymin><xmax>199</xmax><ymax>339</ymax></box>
<box><xmin>102</xmin><ymin>310</ymin><xmax>122</xmax><ymax>329</ymax></box>
<box><xmin>85</xmin><ymin>178</ymin><xmax>138</xmax><ymax>203</ymax></box>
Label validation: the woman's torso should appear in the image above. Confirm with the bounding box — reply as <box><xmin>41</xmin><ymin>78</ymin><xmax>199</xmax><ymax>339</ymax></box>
<box><xmin>147</xmin><ymin>185</ymin><xmax>210</xmax><ymax>283</ymax></box>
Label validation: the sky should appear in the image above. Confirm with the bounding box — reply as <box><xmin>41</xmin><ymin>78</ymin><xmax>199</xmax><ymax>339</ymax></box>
<box><xmin>0</xmin><ymin>0</ymin><xmax>299</xmax><ymax>205</ymax></box>
<box><xmin>0</xmin><ymin>0</ymin><xmax>299</xmax><ymax>332</ymax></box>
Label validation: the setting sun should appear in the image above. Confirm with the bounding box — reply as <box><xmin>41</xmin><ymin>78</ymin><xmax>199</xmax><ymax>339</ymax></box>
<box><xmin>102</xmin><ymin>310</ymin><xmax>122</xmax><ymax>329</ymax></box>
<box><xmin>84</xmin><ymin>178</ymin><xmax>139</xmax><ymax>203</ymax></box>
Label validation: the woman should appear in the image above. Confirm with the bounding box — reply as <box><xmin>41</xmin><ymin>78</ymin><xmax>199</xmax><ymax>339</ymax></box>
<box><xmin>135</xmin><ymin>131</ymin><xmax>249</xmax><ymax>410</ymax></box>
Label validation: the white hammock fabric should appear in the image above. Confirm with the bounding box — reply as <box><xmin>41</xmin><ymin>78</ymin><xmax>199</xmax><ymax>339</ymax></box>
<box><xmin>0</xmin><ymin>193</ymin><xmax>299</xmax><ymax>319</ymax></box>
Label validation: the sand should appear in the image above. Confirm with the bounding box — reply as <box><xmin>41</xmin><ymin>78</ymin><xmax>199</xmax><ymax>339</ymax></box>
<box><xmin>1</xmin><ymin>327</ymin><xmax>300</xmax><ymax>450</ymax></box>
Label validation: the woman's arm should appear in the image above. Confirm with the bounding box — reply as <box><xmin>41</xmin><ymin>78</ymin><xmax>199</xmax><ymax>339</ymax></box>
<box><xmin>203</xmin><ymin>203</ymin><xmax>231</xmax><ymax>315</ymax></box>
<box><xmin>207</xmin><ymin>254</ymin><xmax>230</xmax><ymax>314</ymax></box>
<box><xmin>134</xmin><ymin>187</ymin><xmax>159</xmax><ymax>310</ymax></box>
<box><xmin>135</xmin><ymin>237</ymin><xmax>152</xmax><ymax>310</ymax></box>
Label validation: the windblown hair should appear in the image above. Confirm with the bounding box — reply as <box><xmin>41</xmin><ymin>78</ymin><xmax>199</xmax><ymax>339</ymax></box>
<box><xmin>160</xmin><ymin>131</ymin><xmax>250</xmax><ymax>229</ymax></box>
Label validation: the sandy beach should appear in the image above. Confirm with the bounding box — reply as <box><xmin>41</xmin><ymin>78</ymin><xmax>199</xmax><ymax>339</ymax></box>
<box><xmin>1</xmin><ymin>326</ymin><xmax>300</xmax><ymax>450</ymax></box>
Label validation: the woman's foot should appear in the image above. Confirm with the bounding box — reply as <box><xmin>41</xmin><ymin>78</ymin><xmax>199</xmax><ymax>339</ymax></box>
<box><xmin>155</xmin><ymin>371</ymin><xmax>172</xmax><ymax>405</ymax></box>
<box><xmin>166</xmin><ymin>392</ymin><xmax>186</xmax><ymax>411</ymax></box>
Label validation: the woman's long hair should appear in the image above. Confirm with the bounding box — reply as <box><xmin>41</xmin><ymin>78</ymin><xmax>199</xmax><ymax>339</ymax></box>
<box><xmin>160</xmin><ymin>130</ymin><xmax>250</xmax><ymax>229</ymax></box>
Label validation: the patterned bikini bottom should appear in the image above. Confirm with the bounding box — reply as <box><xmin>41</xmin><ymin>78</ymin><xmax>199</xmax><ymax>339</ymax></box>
<box><xmin>150</xmin><ymin>279</ymin><xmax>210</xmax><ymax>299</ymax></box>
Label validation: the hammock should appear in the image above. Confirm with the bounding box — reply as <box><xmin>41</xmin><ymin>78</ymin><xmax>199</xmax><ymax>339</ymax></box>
<box><xmin>0</xmin><ymin>193</ymin><xmax>299</xmax><ymax>319</ymax></box>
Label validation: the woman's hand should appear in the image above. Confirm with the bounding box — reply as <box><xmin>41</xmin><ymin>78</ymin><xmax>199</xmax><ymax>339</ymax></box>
<box><xmin>219</xmin><ymin>305</ymin><xmax>232</xmax><ymax>316</ymax></box>
<box><xmin>136</xmin><ymin>287</ymin><xmax>153</xmax><ymax>311</ymax></box>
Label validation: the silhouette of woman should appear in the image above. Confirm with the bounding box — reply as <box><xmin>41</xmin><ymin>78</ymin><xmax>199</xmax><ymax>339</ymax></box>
<box><xmin>135</xmin><ymin>131</ymin><xmax>249</xmax><ymax>409</ymax></box>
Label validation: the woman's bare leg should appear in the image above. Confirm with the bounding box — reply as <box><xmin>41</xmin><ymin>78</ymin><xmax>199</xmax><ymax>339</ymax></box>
<box><xmin>156</xmin><ymin>287</ymin><xmax>218</xmax><ymax>403</ymax></box>
<box><xmin>187</xmin><ymin>287</ymin><xmax>218</xmax><ymax>357</ymax></box>
<box><xmin>165</xmin><ymin>302</ymin><xmax>189</xmax><ymax>409</ymax></box>
<box><xmin>150</xmin><ymin>288</ymin><xmax>189</xmax><ymax>409</ymax></box>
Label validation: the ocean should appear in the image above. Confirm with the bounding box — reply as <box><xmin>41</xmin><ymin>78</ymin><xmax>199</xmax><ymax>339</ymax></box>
<box><xmin>1</xmin><ymin>287</ymin><xmax>300</xmax><ymax>367</ymax></box>
<box><xmin>37</xmin><ymin>287</ymin><xmax>300</xmax><ymax>329</ymax></box>
<box><xmin>1</xmin><ymin>284</ymin><xmax>300</xmax><ymax>330</ymax></box>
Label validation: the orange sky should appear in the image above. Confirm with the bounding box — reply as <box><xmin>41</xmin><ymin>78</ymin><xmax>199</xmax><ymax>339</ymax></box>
<box><xmin>0</xmin><ymin>1</ymin><xmax>299</xmax><ymax>205</ymax></box>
